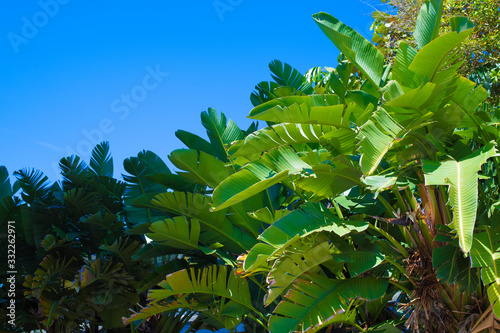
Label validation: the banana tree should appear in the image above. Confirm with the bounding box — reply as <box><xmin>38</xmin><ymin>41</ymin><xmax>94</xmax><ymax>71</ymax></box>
<box><xmin>206</xmin><ymin>1</ymin><xmax>500</xmax><ymax>332</ymax></box>
<box><xmin>124</xmin><ymin>109</ymin><xmax>286</xmax><ymax>332</ymax></box>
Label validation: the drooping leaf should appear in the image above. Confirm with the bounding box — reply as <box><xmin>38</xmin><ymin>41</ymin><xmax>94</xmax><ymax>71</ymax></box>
<box><xmin>147</xmin><ymin>217</ymin><xmax>200</xmax><ymax>250</ymax></box>
<box><xmin>259</xmin><ymin>202</ymin><xmax>368</xmax><ymax>248</ymax></box>
<box><xmin>175</xmin><ymin>129</ymin><xmax>215</xmax><ymax>156</ymax></box>
<box><xmin>232</xmin><ymin>123</ymin><xmax>336</xmax><ymax>160</ymax></box>
<box><xmin>295</xmin><ymin>156</ymin><xmax>362</xmax><ymax>199</ymax></box>
<box><xmin>213</xmin><ymin>147</ymin><xmax>310</xmax><ymax>211</ymax></box>
<box><xmin>270</xmin><ymin>273</ymin><xmax>388</xmax><ymax>332</ymax></box>
<box><xmin>424</xmin><ymin>143</ymin><xmax>497</xmax><ymax>252</ymax></box>
<box><xmin>149</xmin><ymin>265</ymin><xmax>256</xmax><ymax>315</ymax></box>
<box><xmin>265</xmin><ymin>241</ymin><xmax>333</xmax><ymax>305</ymax></box>
<box><xmin>151</xmin><ymin>191</ymin><xmax>257</xmax><ymax>252</ymax></box>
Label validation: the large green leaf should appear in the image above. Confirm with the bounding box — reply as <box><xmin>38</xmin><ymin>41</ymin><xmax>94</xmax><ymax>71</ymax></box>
<box><xmin>392</xmin><ymin>42</ymin><xmax>420</xmax><ymax>88</ymax></box>
<box><xmin>149</xmin><ymin>265</ymin><xmax>256</xmax><ymax>314</ymax></box>
<box><xmin>449</xmin><ymin>16</ymin><xmax>474</xmax><ymax>34</ymax></box>
<box><xmin>408</xmin><ymin>29</ymin><xmax>473</xmax><ymax>81</ymax></box>
<box><xmin>433</xmin><ymin>243</ymin><xmax>479</xmax><ymax>293</ymax></box>
<box><xmin>249</xmin><ymin>102</ymin><xmax>350</xmax><ymax>128</ymax></box>
<box><xmin>248</xmin><ymin>95</ymin><xmax>342</xmax><ymax>122</ymax></box>
<box><xmin>295</xmin><ymin>156</ymin><xmax>362</xmax><ymax>199</ymax></box>
<box><xmin>322</xmin><ymin>127</ymin><xmax>358</xmax><ymax>155</ymax></box>
<box><xmin>231</xmin><ymin>123</ymin><xmax>336</xmax><ymax>160</ymax></box>
<box><xmin>145</xmin><ymin>172</ymin><xmax>198</xmax><ymax>193</ymax></box>
<box><xmin>242</xmin><ymin>204</ymin><xmax>358</xmax><ymax>277</ymax></box>
<box><xmin>265</xmin><ymin>241</ymin><xmax>333</xmax><ymax>305</ymax></box>
<box><xmin>470</xmin><ymin>227</ymin><xmax>500</xmax><ymax>316</ymax></box>
<box><xmin>169</xmin><ymin>149</ymin><xmax>231</xmax><ymax>188</ymax></box>
<box><xmin>357</xmin><ymin>108</ymin><xmax>408</xmax><ymax>175</ymax></box>
<box><xmin>213</xmin><ymin>147</ymin><xmax>310</xmax><ymax>211</ymax></box>
<box><xmin>332</xmin><ymin>249</ymin><xmax>385</xmax><ymax>277</ymax></box>
<box><xmin>413</xmin><ymin>0</ymin><xmax>443</xmax><ymax>49</ymax></box>
<box><xmin>90</xmin><ymin>141</ymin><xmax>113</xmax><ymax>177</ymax></box>
<box><xmin>168</xmin><ymin>150</ymin><xmax>266</xmax><ymax>237</ymax></box>
<box><xmin>124</xmin><ymin>299</ymin><xmax>198</xmax><ymax>325</ymax></box>
<box><xmin>147</xmin><ymin>217</ymin><xmax>200</xmax><ymax>250</ymax></box>
<box><xmin>362</xmin><ymin>172</ymin><xmax>409</xmax><ymax>198</ymax></box>
<box><xmin>269</xmin><ymin>273</ymin><xmax>388</xmax><ymax>332</ymax></box>
<box><xmin>212</xmin><ymin>165</ymin><xmax>289</xmax><ymax>212</ymax></box>
<box><xmin>151</xmin><ymin>191</ymin><xmax>257</xmax><ymax>252</ymax></box>
<box><xmin>424</xmin><ymin>143</ymin><xmax>497</xmax><ymax>252</ymax></box>
<box><xmin>175</xmin><ymin>129</ymin><xmax>215</xmax><ymax>156</ymax></box>
<box><xmin>313</xmin><ymin>12</ymin><xmax>385</xmax><ymax>89</ymax></box>
<box><xmin>243</xmin><ymin>243</ymin><xmax>276</xmax><ymax>273</ymax></box>
<box><xmin>201</xmin><ymin>108</ymin><xmax>244</xmax><ymax>162</ymax></box>
<box><xmin>259</xmin><ymin>202</ymin><xmax>368</xmax><ymax>248</ymax></box>
<box><xmin>452</xmin><ymin>76</ymin><xmax>490</xmax><ymax>117</ymax></box>
<box><xmin>384</xmin><ymin>82</ymin><xmax>442</xmax><ymax>113</ymax></box>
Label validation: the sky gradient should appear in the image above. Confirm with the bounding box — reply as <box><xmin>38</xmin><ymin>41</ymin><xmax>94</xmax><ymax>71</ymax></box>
<box><xmin>1</xmin><ymin>0</ymin><xmax>382</xmax><ymax>181</ymax></box>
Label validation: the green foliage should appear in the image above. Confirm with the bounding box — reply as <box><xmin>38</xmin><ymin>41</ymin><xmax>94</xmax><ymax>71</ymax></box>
<box><xmin>203</xmin><ymin>2</ymin><xmax>500</xmax><ymax>331</ymax></box>
<box><xmin>2</xmin><ymin>142</ymin><xmax>149</xmax><ymax>332</ymax></box>
<box><xmin>4</xmin><ymin>2</ymin><xmax>500</xmax><ymax>332</ymax></box>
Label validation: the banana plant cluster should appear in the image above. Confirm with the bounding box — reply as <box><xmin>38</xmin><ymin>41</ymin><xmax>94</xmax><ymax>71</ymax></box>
<box><xmin>122</xmin><ymin>109</ymin><xmax>285</xmax><ymax>332</ymax></box>
<box><xmin>130</xmin><ymin>1</ymin><xmax>500</xmax><ymax>332</ymax></box>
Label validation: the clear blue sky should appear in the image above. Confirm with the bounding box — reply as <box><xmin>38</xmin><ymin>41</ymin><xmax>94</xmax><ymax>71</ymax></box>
<box><xmin>1</xmin><ymin>0</ymin><xmax>382</xmax><ymax>181</ymax></box>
